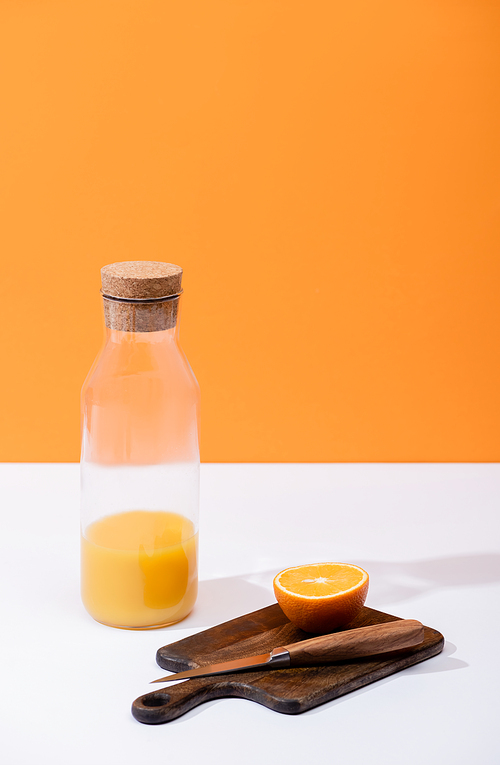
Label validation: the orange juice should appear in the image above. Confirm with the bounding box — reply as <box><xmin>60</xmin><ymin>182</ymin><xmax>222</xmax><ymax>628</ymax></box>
<box><xmin>81</xmin><ymin>510</ymin><xmax>198</xmax><ymax>629</ymax></box>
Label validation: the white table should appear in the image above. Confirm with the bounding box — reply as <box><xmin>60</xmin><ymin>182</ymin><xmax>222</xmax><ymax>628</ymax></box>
<box><xmin>1</xmin><ymin>464</ymin><xmax>499</xmax><ymax>764</ymax></box>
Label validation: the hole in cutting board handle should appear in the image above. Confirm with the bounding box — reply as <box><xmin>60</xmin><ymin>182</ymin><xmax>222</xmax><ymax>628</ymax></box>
<box><xmin>141</xmin><ymin>692</ymin><xmax>171</xmax><ymax>707</ymax></box>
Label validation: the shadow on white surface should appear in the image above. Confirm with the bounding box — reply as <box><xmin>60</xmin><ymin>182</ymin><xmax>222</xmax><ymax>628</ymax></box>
<box><xmin>403</xmin><ymin>641</ymin><xmax>468</xmax><ymax>674</ymax></box>
<box><xmin>159</xmin><ymin>575</ymin><xmax>274</xmax><ymax>631</ymax></box>
<box><xmin>357</xmin><ymin>553</ymin><xmax>500</xmax><ymax>605</ymax></box>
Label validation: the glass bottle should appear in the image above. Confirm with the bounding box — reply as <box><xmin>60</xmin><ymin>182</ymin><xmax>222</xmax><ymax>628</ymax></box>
<box><xmin>80</xmin><ymin>261</ymin><xmax>200</xmax><ymax>629</ymax></box>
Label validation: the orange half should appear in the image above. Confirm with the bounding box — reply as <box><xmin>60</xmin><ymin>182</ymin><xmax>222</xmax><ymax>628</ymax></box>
<box><xmin>273</xmin><ymin>562</ymin><xmax>369</xmax><ymax>634</ymax></box>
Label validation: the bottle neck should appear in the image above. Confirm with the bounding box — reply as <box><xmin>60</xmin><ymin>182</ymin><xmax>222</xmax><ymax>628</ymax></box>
<box><xmin>104</xmin><ymin>324</ymin><xmax>178</xmax><ymax>346</ymax></box>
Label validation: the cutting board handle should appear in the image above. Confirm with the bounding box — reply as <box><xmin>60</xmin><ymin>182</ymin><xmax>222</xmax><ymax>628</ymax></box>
<box><xmin>132</xmin><ymin>679</ymin><xmax>226</xmax><ymax>725</ymax></box>
<box><xmin>283</xmin><ymin>619</ymin><xmax>424</xmax><ymax>666</ymax></box>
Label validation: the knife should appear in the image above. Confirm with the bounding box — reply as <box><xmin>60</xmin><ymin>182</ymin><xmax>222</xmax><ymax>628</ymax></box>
<box><xmin>151</xmin><ymin>618</ymin><xmax>425</xmax><ymax>684</ymax></box>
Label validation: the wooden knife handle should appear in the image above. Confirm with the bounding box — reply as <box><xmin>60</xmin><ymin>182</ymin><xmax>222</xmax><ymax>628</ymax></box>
<box><xmin>283</xmin><ymin>619</ymin><xmax>425</xmax><ymax>666</ymax></box>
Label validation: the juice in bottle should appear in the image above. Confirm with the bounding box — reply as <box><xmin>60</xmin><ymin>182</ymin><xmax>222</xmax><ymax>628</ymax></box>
<box><xmin>81</xmin><ymin>510</ymin><xmax>198</xmax><ymax>629</ymax></box>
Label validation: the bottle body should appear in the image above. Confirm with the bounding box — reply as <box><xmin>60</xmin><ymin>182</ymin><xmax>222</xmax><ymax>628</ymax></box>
<box><xmin>80</xmin><ymin>294</ymin><xmax>200</xmax><ymax>629</ymax></box>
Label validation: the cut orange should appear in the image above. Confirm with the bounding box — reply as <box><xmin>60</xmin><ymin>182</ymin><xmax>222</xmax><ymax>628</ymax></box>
<box><xmin>273</xmin><ymin>562</ymin><xmax>369</xmax><ymax>634</ymax></box>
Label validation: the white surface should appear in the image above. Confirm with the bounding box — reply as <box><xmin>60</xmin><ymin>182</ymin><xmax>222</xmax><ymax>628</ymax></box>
<box><xmin>1</xmin><ymin>463</ymin><xmax>499</xmax><ymax>765</ymax></box>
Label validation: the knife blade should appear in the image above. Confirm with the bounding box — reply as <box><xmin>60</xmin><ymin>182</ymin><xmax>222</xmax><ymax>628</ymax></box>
<box><xmin>151</xmin><ymin>618</ymin><xmax>425</xmax><ymax>684</ymax></box>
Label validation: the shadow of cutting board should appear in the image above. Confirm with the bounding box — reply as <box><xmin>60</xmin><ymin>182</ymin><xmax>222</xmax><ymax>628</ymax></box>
<box><xmin>132</xmin><ymin>604</ymin><xmax>444</xmax><ymax>724</ymax></box>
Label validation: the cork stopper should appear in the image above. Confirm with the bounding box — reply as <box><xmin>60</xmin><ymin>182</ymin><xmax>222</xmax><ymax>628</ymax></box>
<box><xmin>101</xmin><ymin>261</ymin><xmax>183</xmax><ymax>332</ymax></box>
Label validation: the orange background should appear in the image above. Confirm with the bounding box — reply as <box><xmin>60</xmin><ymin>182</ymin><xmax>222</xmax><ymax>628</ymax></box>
<box><xmin>1</xmin><ymin>0</ymin><xmax>499</xmax><ymax>463</ymax></box>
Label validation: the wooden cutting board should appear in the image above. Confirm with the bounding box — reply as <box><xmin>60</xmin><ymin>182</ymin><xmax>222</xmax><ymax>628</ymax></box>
<box><xmin>132</xmin><ymin>604</ymin><xmax>444</xmax><ymax>724</ymax></box>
